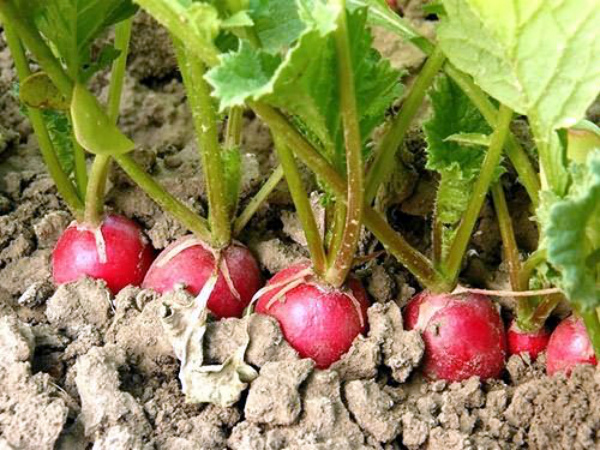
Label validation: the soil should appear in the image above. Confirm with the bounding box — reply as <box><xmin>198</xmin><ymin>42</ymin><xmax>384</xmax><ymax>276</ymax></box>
<box><xmin>2</xmin><ymin>11</ymin><xmax>600</xmax><ymax>450</ymax></box>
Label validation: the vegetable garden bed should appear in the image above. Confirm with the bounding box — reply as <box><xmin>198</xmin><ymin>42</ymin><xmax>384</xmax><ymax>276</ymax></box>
<box><xmin>1</xmin><ymin>0</ymin><xmax>600</xmax><ymax>448</ymax></box>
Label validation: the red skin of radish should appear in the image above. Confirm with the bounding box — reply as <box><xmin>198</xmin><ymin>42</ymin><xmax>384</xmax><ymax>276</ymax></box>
<box><xmin>546</xmin><ymin>315</ymin><xmax>597</xmax><ymax>376</ymax></box>
<box><xmin>142</xmin><ymin>236</ymin><xmax>262</xmax><ymax>319</ymax></box>
<box><xmin>52</xmin><ymin>214</ymin><xmax>155</xmax><ymax>294</ymax></box>
<box><xmin>404</xmin><ymin>291</ymin><xmax>507</xmax><ymax>381</ymax></box>
<box><xmin>386</xmin><ymin>0</ymin><xmax>398</xmax><ymax>11</ymax></box>
<box><xmin>255</xmin><ymin>263</ymin><xmax>369</xmax><ymax>369</ymax></box>
<box><xmin>507</xmin><ymin>321</ymin><xmax>550</xmax><ymax>360</ymax></box>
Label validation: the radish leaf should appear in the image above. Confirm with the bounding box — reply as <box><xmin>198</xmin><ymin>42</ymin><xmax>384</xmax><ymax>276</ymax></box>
<box><xmin>31</xmin><ymin>0</ymin><xmax>137</xmax><ymax>80</ymax></box>
<box><xmin>70</xmin><ymin>84</ymin><xmax>135</xmax><ymax>155</ymax></box>
<box><xmin>546</xmin><ymin>152</ymin><xmax>600</xmax><ymax>312</ymax></box>
<box><xmin>20</xmin><ymin>72</ymin><xmax>69</xmax><ymax>110</ymax></box>
<box><xmin>247</xmin><ymin>0</ymin><xmax>304</xmax><ymax>53</ymax></box>
<box><xmin>424</xmin><ymin>74</ymin><xmax>499</xmax><ymax>256</ymax></box>
<box><xmin>567</xmin><ymin>121</ymin><xmax>600</xmax><ymax>165</ymax></box>
<box><xmin>207</xmin><ymin>4</ymin><xmax>401</xmax><ymax>167</ymax></box>
<box><xmin>438</xmin><ymin>0</ymin><xmax>600</xmax><ymax>194</ymax></box>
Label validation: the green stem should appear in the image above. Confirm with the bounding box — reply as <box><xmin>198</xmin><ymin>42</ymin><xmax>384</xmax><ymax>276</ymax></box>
<box><xmin>491</xmin><ymin>182</ymin><xmax>522</xmax><ymax>292</ymax></box>
<box><xmin>84</xmin><ymin>18</ymin><xmax>133</xmax><ymax>226</ymax></box>
<box><xmin>274</xmin><ymin>137</ymin><xmax>327</xmax><ymax>276</ymax></box>
<box><xmin>519</xmin><ymin>293</ymin><xmax>561</xmax><ymax>332</ymax></box>
<box><xmin>251</xmin><ymin>102</ymin><xmax>449</xmax><ymax>291</ymax></box>
<box><xmin>174</xmin><ymin>38</ymin><xmax>230</xmax><ymax>247</ymax></box>
<box><xmin>233</xmin><ymin>165</ymin><xmax>284</xmax><ymax>236</ymax></box>
<box><xmin>444</xmin><ymin>66</ymin><xmax>540</xmax><ymax>209</ymax></box>
<box><xmin>107</xmin><ymin>19</ymin><xmax>133</xmax><ymax>123</ymax></box>
<box><xmin>327</xmin><ymin>201</ymin><xmax>347</xmax><ymax>265</ymax></box>
<box><xmin>114</xmin><ymin>154</ymin><xmax>213</xmax><ymax>243</ymax></box>
<box><xmin>0</xmin><ymin>0</ymin><xmax>73</xmax><ymax>97</ymax></box>
<box><xmin>326</xmin><ymin>1</ymin><xmax>364</xmax><ymax>287</ymax></box>
<box><xmin>442</xmin><ymin>105</ymin><xmax>513</xmax><ymax>285</ymax></box>
<box><xmin>225</xmin><ymin>106</ymin><xmax>244</xmax><ymax>151</ymax></box>
<box><xmin>365</xmin><ymin>46</ymin><xmax>446</xmax><ymax>203</ymax></box>
<box><xmin>431</xmin><ymin>202</ymin><xmax>443</xmax><ymax>269</ymax></box>
<box><xmin>519</xmin><ymin>249</ymin><xmax>547</xmax><ymax>291</ymax></box>
<box><xmin>69</xmin><ymin>113</ymin><xmax>88</xmax><ymax>199</ymax></box>
<box><xmin>580</xmin><ymin>308</ymin><xmax>600</xmax><ymax>361</ymax></box>
<box><xmin>355</xmin><ymin>13</ymin><xmax>540</xmax><ymax>208</ymax></box>
<box><xmin>3</xmin><ymin>24</ymin><xmax>84</xmax><ymax>218</ymax></box>
<box><xmin>84</xmin><ymin>154</ymin><xmax>110</xmax><ymax>225</ymax></box>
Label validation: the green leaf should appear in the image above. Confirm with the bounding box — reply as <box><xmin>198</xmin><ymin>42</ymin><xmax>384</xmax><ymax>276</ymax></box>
<box><xmin>207</xmin><ymin>2</ymin><xmax>401</xmax><ymax>168</ymax></box>
<box><xmin>424</xmin><ymin>74</ymin><xmax>497</xmax><ymax>255</ymax></box>
<box><xmin>567</xmin><ymin>120</ymin><xmax>600</xmax><ymax>165</ymax></box>
<box><xmin>31</xmin><ymin>0</ymin><xmax>138</xmax><ymax>79</ymax></box>
<box><xmin>19</xmin><ymin>72</ymin><xmax>69</xmax><ymax>110</ymax></box>
<box><xmin>70</xmin><ymin>83</ymin><xmax>135</xmax><ymax>155</ymax></box>
<box><xmin>546</xmin><ymin>151</ymin><xmax>600</xmax><ymax>312</ymax></box>
<box><xmin>424</xmin><ymin>75</ymin><xmax>493</xmax><ymax>178</ymax></box>
<box><xmin>79</xmin><ymin>45</ymin><xmax>122</xmax><ymax>83</ymax></box>
<box><xmin>347</xmin><ymin>0</ymin><xmax>435</xmax><ymax>53</ymax></box>
<box><xmin>247</xmin><ymin>0</ymin><xmax>305</xmax><ymax>53</ymax></box>
<box><xmin>42</xmin><ymin>110</ymin><xmax>75</xmax><ymax>176</ymax></box>
<box><xmin>444</xmin><ymin>133</ymin><xmax>491</xmax><ymax>148</ymax></box>
<box><xmin>438</xmin><ymin>0</ymin><xmax>600</xmax><ymax>194</ymax></box>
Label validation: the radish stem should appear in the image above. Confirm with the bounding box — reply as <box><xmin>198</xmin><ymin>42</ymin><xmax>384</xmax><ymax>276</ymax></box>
<box><xmin>274</xmin><ymin>136</ymin><xmax>327</xmax><ymax>276</ymax></box>
<box><xmin>326</xmin><ymin>0</ymin><xmax>364</xmax><ymax>288</ymax></box>
<box><xmin>114</xmin><ymin>154</ymin><xmax>213</xmax><ymax>243</ymax></box>
<box><xmin>69</xmin><ymin>113</ymin><xmax>88</xmax><ymax>199</ymax></box>
<box><xmin>84</xmin><ymin>18</ymin><xmax>133</xmax><ymax>226</ymax></box>
<box><xmin>2</xmin><ymin>24</ymin><xmax>84</xmax><ymax>218</ymax></box>
<box><xmin>251</xmin><ymin>102</ymin><xmax>450</xmax><ymax>291</ymax></box>
<box><xmin>359</xmin><ymin>14</ymin><xmax>540</xmax><ymax>208</ymax></box>
<box><xmin>173</xmin><ymin>38</ymin><xmax>231</xmax><ymax>247</ymax></box>
<box><xmin>491</xmin><ymin>182</ymin><xmax>522</xmax><ymax>291</ymax></box>
<box><xmin>365</xmin><ymin>46</ymin><xmax>446</xmax><ymax>203</ymax></box>
<box><xmin>225</xmin><ymin>106</ymin><xmax>244</xmax><ymax>151</ymax></box>
<box><xmin>442</xmin><ymin>105</ymin><xmax>513</xmax><ymax>285</ymax></box>
<box><xmin>445</xmin><ymin>65</ymin><xmax>540</xmax><ymax>208</ymax></box>
<box><xmin>233</xmin><ymin>165</ymin><xmax>284</xmax><ymax>236</ymax></box>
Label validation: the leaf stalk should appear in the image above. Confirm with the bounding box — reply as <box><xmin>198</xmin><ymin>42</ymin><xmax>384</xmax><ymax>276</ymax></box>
<box><xmin>442</xmin><ymin>105</ymin><xmax>513</xmax><ymax>285</ymax></box>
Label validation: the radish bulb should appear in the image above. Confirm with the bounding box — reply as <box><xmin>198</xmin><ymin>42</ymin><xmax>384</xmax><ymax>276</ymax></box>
<box><xmin>404</xmin><ymin>291</ymin><xmax>507</xmax><ymax>381</ymax></box>
<box><xmin>52</xmin><ymin>214</ymin><xmax>155</xmax><ymax>294</ymax></box>
<box><xmin>546</xmin><ymin>315</ymin><xmax>597</xmax><ymax>376</ymax></box>
<box><xmin>255</xmin><ymin>263</ymin><xmax>369</xmax><ymax>369</ymax></box>
<box><xmin>142</xmin><ymin>235</ymin><xmax>262</xmax><ymax>319</ymax></box>
<box><xmin>507</xmin><ymin>320</ymin><xmax>550</xmax><ymax>360</ymax></box>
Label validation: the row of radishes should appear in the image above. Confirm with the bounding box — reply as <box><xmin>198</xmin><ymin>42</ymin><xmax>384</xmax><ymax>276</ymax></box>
<box><xmin>52</xmin><ymin>219</ymin><xmax>596</xmax><ymax>379</ymax></box>
<box><xmin>3</xmin><ymin>0</ymin><xmax>600</xmax><ymax>387</ymax></box>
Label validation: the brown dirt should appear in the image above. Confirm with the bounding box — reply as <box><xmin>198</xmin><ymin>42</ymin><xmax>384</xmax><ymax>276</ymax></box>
<box><xmin>2</xmin><ymin>12</ymin><xmax>600</xmax><ymax>450</ymax></box>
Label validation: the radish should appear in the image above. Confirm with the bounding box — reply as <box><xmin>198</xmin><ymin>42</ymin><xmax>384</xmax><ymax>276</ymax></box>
<box><xmin>52</xmin><ymin>214</ymin><xmax>155</xmax><ymax>294</ymax></box>
<box><xmin>255</xmin><ymin>263</ymin><xmax>369</xmax><ymax>369</ymax></box>
<box><xmin>143</xmin><ymin>235</ymin><xmax>262</xmax><ymax>319</ymax></box>
<box><xmin>546</xmin><ymin>315</ymin><xmax>597</xmax><ymax>376</ymax></box>
<box><xmin>404</xmin><ymin>291</ymin><xmax>507</xmax><ymax>381</ymax></box>
<box><xmin>507</xmin><ymin>321</ymin><xmax>550</xmax><ymax>360</ymax></box>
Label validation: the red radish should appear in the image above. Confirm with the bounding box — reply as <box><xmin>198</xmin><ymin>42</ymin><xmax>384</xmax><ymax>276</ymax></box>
<box><xmin>52</xmin><ymin>214</ymin><xmax>155</xmax><ymax>294</ymax></box>
<box><xmin>546</xmin><ymin>315</ymin><xmax>597</xmax><ymax>376</ymax></box>
<box><xmin>255</xmin><ymin>263</ymin><xmax>369</xmax><ymax>369</ymax></box>
<box><xmin>507</xmin><ymin>321</ymin><xmax>550</xmax><ymax>360</ymax></box>
<box><xmin>404</xmin><ymin>291</ymin><xmax>507</xmax><ymax>381</ymax></box>
<box><xmin>143</xmin><ymin>235</ymin><xmax>262</xmax><ymax>319</ymax></box>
